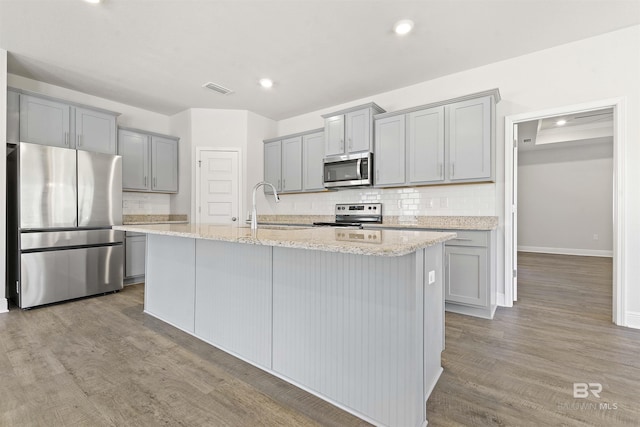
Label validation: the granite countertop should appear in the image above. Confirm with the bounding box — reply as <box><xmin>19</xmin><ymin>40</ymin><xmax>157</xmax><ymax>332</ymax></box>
<box><xmin>123</xmin><ymin>214</ymin><xmax>189</xmax><ymax>225</ymax></box>
<box><xmin>113</xmin><ymin>223</ymin><xmax>456</xmax><ymax>257</ymax></box>
<box><xmin>257</xmin><ymin>215</ymin><xmax>498</xmax><ymax>231</ymax></box>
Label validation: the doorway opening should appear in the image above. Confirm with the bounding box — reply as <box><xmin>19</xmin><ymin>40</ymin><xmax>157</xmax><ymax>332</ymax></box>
<box><xmin>504</xmin><ymin>98</ymin><xmax>626</xmax><ymax>325</ymax></box>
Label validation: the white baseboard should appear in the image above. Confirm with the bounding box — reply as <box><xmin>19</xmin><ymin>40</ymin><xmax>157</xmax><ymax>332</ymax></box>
<box><xmin>0</xmin><ymin>298</ymin><xmax>8</xmax><ymax>313</ymax></box>
<box><xmin>518</xmin><ymin>246</ymin><xmax>613</xmax><ymax>258</ymax></box>
<box><xmin>497</xmin><ymin>292</ymin><xmax>509</xmax><ymax>307</ymax></box>
<box><xmin>625</xmin><ymin>311</ymin><xmax>640</xmax><ymax>329</ymax></box>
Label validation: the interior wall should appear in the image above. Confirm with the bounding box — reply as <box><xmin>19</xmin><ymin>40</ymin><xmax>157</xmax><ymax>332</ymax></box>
<box><xmin>268</xmin><ymin>25</ymin><xmax>640</xmax><ymax>316</ymax></box>
<box><xmin>246</xmin><ymin>111</ymin><xmax>277</xmax><ymax>220</ymax></box>
<box><xmin>1</xmin><ymin>49</ymin><xmax>7</xmax><ymax>312</ymax></box>
<box><xmin>518</xmin><ymin>141</ymin><xmax>613</xmax><ymax>256</ymax></box>
<box><xmin>7</xmin><ymin>74</ymin><xmax>172</xmax><ymax>134</ymax></box>
<box><xmin>187</xmin><ymin>108</ymin><xmax>249</xmax><ymax>222</ymax></box>
<box><xmin>169</xmin><ymin>109</ymin><xmax>192</xmax><ymax>217</ymax></box>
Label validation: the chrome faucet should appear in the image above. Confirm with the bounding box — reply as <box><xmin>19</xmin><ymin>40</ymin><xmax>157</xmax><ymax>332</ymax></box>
<box><xmin>251</xmin><ymin>181</ymin><xmax>280</xmax><ymax>230</ymax></box>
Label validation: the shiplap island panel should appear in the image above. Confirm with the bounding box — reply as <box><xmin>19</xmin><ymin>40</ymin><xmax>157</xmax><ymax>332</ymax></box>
<box><xmin>113</xmin><ymin>223</ymin><xmax>455</xmax><ymax>427</ymax></box>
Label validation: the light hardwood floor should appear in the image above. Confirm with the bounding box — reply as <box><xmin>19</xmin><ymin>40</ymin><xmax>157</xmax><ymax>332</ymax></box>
<box><xmin>0</xmin><ymin>253</ymin><xmax>637</xmax><ymax>426</ymax></box>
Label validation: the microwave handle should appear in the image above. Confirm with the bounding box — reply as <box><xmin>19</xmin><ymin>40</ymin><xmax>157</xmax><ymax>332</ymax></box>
<box><xmin>356</xmin><ymin>158</ymin><xmax>362</xmax><ymax>180</ymax></box>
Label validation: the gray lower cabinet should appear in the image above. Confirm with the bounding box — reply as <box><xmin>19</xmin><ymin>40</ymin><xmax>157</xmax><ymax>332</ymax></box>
<box><xmin>118</xmin><ymin>127</ymin><xmax>179</xmax><ymax>193</ymax></box>
<box><xmin>125</xmin><ymin>232</ymin><xmax>146</xmax><ymax>283</ymax></box>
<box><xmin>17</xmin><ymin>92</ymin><xmax>118</xmax><ymax>154</ymax></box>
<box><xmin>264</xmin><ymin>128</ymin><xmax>325</xmax><ymax>194</ymax></box>
<box><xmin>443</xmin><ymin>229</ymin><xmax>496</xmax><ymax>319</ymax></box>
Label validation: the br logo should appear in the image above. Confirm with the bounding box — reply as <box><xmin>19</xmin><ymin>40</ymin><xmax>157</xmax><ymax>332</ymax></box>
<box><xmin>573</xmin><ymin>383</ymin><xmax>602</xmax><ymax>398</ymax></box>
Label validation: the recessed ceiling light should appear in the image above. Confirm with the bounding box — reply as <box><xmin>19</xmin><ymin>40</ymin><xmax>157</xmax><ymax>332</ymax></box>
<box><xmin>556</xmin><ymin>119</ymin><xmax>567</xmax><ymax>126</ymax></box>
<box><xmin>259</xmin><ymin>78</ymin><xmax>274</xmax><ymax>89</ymax></box>
<box><xmin>84</xmin><ymin>0</ymin><xmax>101</xmax><ymax>4</ymax></box>
<box><xmin>394</xmin><ymin>19</ymin><xmax>414</xmax><ymax>35</ymax></box>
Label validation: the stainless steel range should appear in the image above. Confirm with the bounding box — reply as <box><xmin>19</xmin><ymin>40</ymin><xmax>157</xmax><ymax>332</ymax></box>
<box><xmin>313</xmin><ymin>203</ymin><xmax>382</xmax><ymax>228</ymax></box>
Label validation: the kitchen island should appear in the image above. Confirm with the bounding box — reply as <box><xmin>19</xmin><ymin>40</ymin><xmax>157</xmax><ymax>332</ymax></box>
<box><xmin>113</xmin><ymin>223</ymin><xmax>456</xmax><ymax>427</ymax></box>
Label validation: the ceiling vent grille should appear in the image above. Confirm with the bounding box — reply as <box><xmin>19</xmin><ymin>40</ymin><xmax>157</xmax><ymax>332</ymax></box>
<box><xmin>202</xmin><ymin>82</ymin><xmax>234</xmax><ymax>95</ymax></box>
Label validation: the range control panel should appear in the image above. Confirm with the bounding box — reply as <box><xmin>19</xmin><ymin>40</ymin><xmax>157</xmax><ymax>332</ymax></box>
<box><xmin>336</xmin><ymin>203</ymin><xmax>382</xmax><ymax>218</ymax></box>
<box><xmin>335</xmin><ymin>229</ymin><xmax>382</xmax><ymax>243</ymax></box>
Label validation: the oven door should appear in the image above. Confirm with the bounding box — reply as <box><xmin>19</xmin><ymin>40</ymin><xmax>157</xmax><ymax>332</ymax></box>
<box><xmin>323</xmin><ymin>152</ymin><xmax>372</xmax><ymax>188</ymax></box>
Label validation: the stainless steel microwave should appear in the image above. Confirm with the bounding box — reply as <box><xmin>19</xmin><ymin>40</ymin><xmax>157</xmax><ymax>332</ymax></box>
<box><xmin>323</xmin><ymin>152</ymin><xmax>373</xmax><ymax>188</ymax></box>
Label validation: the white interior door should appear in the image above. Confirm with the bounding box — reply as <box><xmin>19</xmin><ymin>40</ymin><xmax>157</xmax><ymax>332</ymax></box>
<box><xmin>198</xmin><ymin>150</ymin><xmax>240</xmax><ymax>224</ymax></box>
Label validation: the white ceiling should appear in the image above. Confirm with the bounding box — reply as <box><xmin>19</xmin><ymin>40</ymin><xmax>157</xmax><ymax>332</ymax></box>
<box><xmin>1</xmin><ymin>0</ymin><xmax>639</xmax><ymax>120</ymax></box>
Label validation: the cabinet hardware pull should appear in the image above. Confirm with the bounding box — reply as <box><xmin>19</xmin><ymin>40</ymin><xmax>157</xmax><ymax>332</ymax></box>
<box><xmin>341</xmin><ymin>138</ymin><xmax>344</xmax><ymax>151</ymax></box>
<box><xmin>283</xmin><ymin>179</ymin><xmax>286</xmax><ymax>189</ymax></box>
<box><xmin>451</xmin><ymin>163</ymin><xmax>455</xmax><ymax>177</ymax></box>
<box><xmin>348</xmin><ymin>137</ymin><xmax>352</xmax><ymax>149</ymax></box>
<box><xmin>278</xmin><ymin>179</ymin><xmax>281</xmax><ymax>190</ymax></box>
<box><xmin>439</xmin><ymin>163</ymin><xmax>443</xmax><ymax>178</ymax></box>
<box><xmin>154</xmin><ymin>177</ymin><xmax>157</xmax><ymax>187</ymax></box>
<box><xmin>144</xmin><ymin>176</ymin><xmax>147</xmax><ymax>186</ymax></box>
<box><xmin>65</xmin><ymin>132</ymin><xmax>69</xmax><ymax>145</ymax></box>
<box><xmin>452</xmin><ymin>238</ymin><xmax>473</xmax><ymax>241</ymax></box>
<box><xmin>77</xmin><ymin>135</ymin><xmax>81</xmax><ymax>147</ymax></box>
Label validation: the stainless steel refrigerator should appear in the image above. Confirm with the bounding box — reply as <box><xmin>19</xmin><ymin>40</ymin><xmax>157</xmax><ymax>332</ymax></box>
<box><xmin>7</xmin><ymin>142</ymin><xmax>124</xmax><ymax>309</ymax></box>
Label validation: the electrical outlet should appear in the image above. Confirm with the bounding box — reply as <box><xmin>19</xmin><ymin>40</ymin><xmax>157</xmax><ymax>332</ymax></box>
<box><xmin>439</xmin><ymin>197</ymin><xmax>448</xmax><ymax>208</ymax></box>
<box><xmin>593</xmin><ymin>234</ymin><xmax>599</xmax><ymax>241</ymax></box>
<box><xmin>428</xmin><ymin>270</ymin><xmax>436</xmax><ymax>284</ymax></box>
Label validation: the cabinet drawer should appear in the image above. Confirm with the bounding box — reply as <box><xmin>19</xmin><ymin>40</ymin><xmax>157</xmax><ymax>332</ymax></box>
<box><xmin>445</xmin><ymin>230</ymin><xmax>487</xmax><ymax>247</ymax></box>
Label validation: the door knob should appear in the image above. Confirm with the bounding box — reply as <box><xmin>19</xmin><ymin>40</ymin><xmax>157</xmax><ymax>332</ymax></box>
<box><xmin>231</xmin><ymin>217</ymin><xmax>237</xmax><ymax>221</ymax></box>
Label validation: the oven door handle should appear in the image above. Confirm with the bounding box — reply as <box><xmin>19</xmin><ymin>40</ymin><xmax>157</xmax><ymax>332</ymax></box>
<box><xmin>356</xmin><ymin>158</ymin><xmax>362</xmax><ymax>180</ymax></box>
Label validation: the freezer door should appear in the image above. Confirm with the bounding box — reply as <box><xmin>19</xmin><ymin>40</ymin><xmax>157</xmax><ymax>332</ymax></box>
<box><xmin>19</xmin><ymin>244</ymin><xmax>124</xmax><ymax>308</ymax></box>
<box><xmin>78</xmin><ymin>150</ymin><xmax>122</xmax><ymax>227</ymax></box>
<box><xmin>19</xmin><ymin>143</ymin><xmax>77</xmax><ymax>229</ymax></box>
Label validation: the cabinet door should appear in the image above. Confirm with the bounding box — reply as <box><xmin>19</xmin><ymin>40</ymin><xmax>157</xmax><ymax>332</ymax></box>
<box><xmin>324</xmin><ymin>115</ymin><xmax>345</xmax><ymax>156</ymax></box>
<box><xmin>303</xmin><ymin>131</ymin><xmax>325</xmax><ymax>191</ymax></box>
<box><xmin>408</xmin><ymin>106</ymin><xmax>445</xmax><ymax>183</ymax></box>
<box><xmin>151</xmin><ymin>136</ymin><xmax>178</xmax><ymax>193</ymax></box>
<box><xmin>448</xmin><ymin>96</ymin><xmax>491</xmax><ymax>181</ymax></box>
<box><xmin>444</xmin><ymin>246</ymin><xmax>487</xmax><ymax>307</ymax></box>
<box><xmin>374</xmin><ymin>115</ymin><xmax>405</xmax><ymax>186</ymax></box>
<box><xmin>346</xmin><ymin>108</ymin><xmax>371</xmax><ymax>153</ymax></box>
<box><xmin>19</xmin><ymin>94</ymin><xmax>70</xmax><ymax>148</ymax></box>
<box><xmin>281</xmin><ymin>136</ymin><xmax>302</xmax><ymax>192</ymax></box>
<box><xmin>118</xmin><ymin>129</ymin><xmax>150</xmax><ymax>191</ymax></box>
<box><xmin>125</xmin><ymin>235</ymin><xmax>146</xmax><ymax>278</ymax></box>
<box><xmin>263</xmin><ymin>140</ymin><xmax>282</xmax><ymax>193</ymax></box>
<box><xmin>7</xmin><ymin>90</ymin><xmax>20</xmax><ymax>144</ymax></box>
<box><xmin>75</xmin><ymin>107</ymin><xmax>117</xmax><ymax>154</ymax></box>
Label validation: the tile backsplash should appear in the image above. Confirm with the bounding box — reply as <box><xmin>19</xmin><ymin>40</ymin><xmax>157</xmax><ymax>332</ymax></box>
<box><xmin>259</xmin><ymin>183</ymin><xmax>496</xmax><ymax>217</ymax></box>
<box><xmin>123</xmin><ymin>192</ymin><xmax>171</xmax><ymax>215</ymax></box>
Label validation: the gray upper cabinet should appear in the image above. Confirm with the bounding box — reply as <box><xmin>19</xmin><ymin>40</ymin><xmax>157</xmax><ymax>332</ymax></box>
<box><xmin>374</xmin><ymin>115</ymin><xmax>406</xmax><ymax>186</ymax></box>
<box><xmin>324</xmin><ymin>116</ymin><xmax>345</xmax><ymax>157</ymax></box>
<box><xmin>264</xmin><ymin>128</ymin><xmax>325</xmax><ymax>194</ymax></box>
<box><xmin>263</xmin><ymin>140</ymin><xmax>282</xmax><ymax>194</ymax></box>
<box><xmin>281</xmin><ymin>136</ymin><xmax>302</xmax><ymax>192</ymax></box>
<box><xmin>17</xmin><ymin>92</ymin><xmax>119</xmax><ymax>154</ymax></box>
<box><xmin>151</xmin><ymin>136</ymin><xmax>178</xmax><ymax>193</ymax></box>
<box><xmin>408</xmin><ymin>106</ymin><xmax>445</xmax><ymax>184</ymax></box>
<box><xmin>118</xmin><ymin>127</ymin><xmax>179</xmax><ymax>193</ymax></box>
<box><xmin>7</xmin><ymin>90</ymin><xmax>20</xmax><ymax>144</ymax></box>
<box><xmin>373</xmin><ymin>89</ymin><xmax>498</xmax><ymax>188</ymax></box>
<box><xmin>19</xmin><ymin>94</ymin><xmax>70</xmax><ymax>148</ymax></box>
<box><xmin>322</xmin><ymin>103</ymin><xmax>385</xmax><ymax>157</ymax></box>
<box><xmin>119</xmin><ymin>129</ymin><xmax>150</xmax><ymax>191</ymax></box>
<box><xmin>302</xmin><ymin>131</ymin><xmax>325</xmax><ymax>191</ymax></box>
<box><xmin>75</xmin><ymin>107</ymin><xmax>117</xmax><ymax>154</ymax></box>
<box><xmin>447</xmin><ymin>96</ymin><xmax>492</xmax><ymax>181</ymax></box>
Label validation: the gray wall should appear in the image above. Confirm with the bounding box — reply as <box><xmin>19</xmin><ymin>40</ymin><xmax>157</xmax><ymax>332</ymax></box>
<box><xmin>517</xmin><ymin>140</ymin><xmax>613</xmax><ymax>256</ymax></box>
